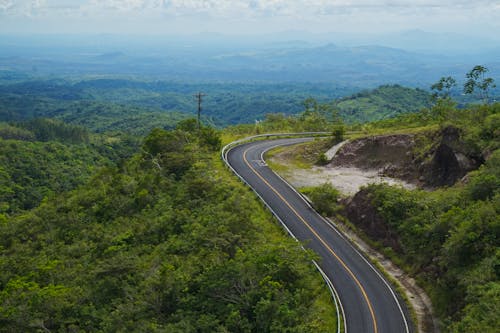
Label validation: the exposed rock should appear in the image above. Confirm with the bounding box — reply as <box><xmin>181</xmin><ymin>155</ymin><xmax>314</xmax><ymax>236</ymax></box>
<box><xmin>424</xmin><ymin>143</ymin><xmax>463</xmax><ymax>187</ymax></box>
<box><xmin>331</xmin><ymin>127</ymin><xmax>482</xmax><ymax>189</ymax></box>
<box><xmin>342</xmin><ymin>188</ymin><xmax>402</xmax><ymax>252</ymax></box>
<box><xmin>331</xmin><ymin>134</ymin><xmax>416</xmax><ymax>171</ymax></box>
<box><xmin>419</xmin><ymin>126</ymin><xmax>482</xmax><ymax>188</ymax></box>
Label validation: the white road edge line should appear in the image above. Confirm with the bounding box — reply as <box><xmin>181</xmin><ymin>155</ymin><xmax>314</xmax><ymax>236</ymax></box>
<box><xmin>222</xmin><ymin>136</ymin><xmax>344</xmax><ymax>333</ymax></box>
<box><xmin>259</xmin><ymin>139</ymin><xmax>411</xmax><ymax>333</ymax></box>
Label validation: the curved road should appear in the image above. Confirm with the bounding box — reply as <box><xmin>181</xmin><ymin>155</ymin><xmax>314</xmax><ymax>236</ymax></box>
<box><xmin>225</xmin><ymin>137</ymin><xmax>413</xmax><ymax>333</ymax></box>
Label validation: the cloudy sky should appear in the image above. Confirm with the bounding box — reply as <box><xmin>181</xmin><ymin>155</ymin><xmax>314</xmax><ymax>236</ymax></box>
<box><xmin>0</xmin><ymin>0</ymin><xmax>499</xmax><ymax>37</ymax></box>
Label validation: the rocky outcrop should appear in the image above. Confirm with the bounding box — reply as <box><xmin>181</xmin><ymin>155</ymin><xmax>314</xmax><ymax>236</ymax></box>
<box><xmin>342</xmin><ymin>188</ymin><xmax>402</xmax><ymax>252</ymax></box>
<box><xmin>330</xmin><ymin>126</ymin><xmax>482</xmax><ymax>189</ymax></box>
<box><xmin>419</xmin><ymin>126</ymin><xmax>482</xmax><ymax>187</ymax></box>
<box><xmin>331</xmin><ymin>134</ymin><xmax>416</xmax><ymax>171</ymax></box>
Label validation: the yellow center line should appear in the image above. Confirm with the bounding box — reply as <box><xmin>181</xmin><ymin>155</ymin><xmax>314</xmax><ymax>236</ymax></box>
<box><xmin>243</xmin><ymin>147</ymin><xmax>378</xmax><ymax>333</ymax></box>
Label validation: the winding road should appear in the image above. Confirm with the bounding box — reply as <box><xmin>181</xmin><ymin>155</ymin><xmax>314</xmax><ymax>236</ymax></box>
<box><xmin>223</xmin><ymin>137</ymin><xmax>414</xmax><ymax>333</ymax></box>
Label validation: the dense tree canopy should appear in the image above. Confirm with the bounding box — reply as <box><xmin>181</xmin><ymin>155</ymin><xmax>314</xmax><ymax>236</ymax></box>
<box><xmin>0</xmin><ymin>126</ymin><xmax>336</xmax><ymax>332</ymax></box>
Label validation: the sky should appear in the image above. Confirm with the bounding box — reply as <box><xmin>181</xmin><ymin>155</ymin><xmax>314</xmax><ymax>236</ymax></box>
<box><xmin>0</xmin><ymin>0</ymin><xmax>499</xmax><ymax>38</ymax></box>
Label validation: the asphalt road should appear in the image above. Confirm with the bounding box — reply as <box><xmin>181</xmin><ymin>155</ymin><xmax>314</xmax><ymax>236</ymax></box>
<box><xmin>225</xmin><ymin>137</ymin><xmax>413</xmax><ymax>333</ymax></box>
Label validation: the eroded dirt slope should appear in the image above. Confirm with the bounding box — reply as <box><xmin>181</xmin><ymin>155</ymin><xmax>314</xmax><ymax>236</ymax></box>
<box><xmin>332</xmin><ymin>126</ymin><xmax>482</xmax><ymax>188</ymax></box>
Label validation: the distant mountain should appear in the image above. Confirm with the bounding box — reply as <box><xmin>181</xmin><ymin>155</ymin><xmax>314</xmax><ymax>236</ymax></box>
<box><xmin>1</xmin><ymin>34</ymin><xmax>499</xmax><ymax>88</ymax></box>
<box><xmin>94</xmin><ymin>51</ymin><xmax>126</xmax><ymax>60</ymax></box>
<box><xmin>380</xmin><ymin>29</ymin><xmax>500</xmax><ymax>54</ymax></box>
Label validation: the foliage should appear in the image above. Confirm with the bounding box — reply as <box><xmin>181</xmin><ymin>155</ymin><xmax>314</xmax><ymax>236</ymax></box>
<box><xmin>0</xmin><ymin>127</ymin><xmax>336</xmax><ymax>332</ymax></box>
<box><xmin>0</xmin><ymin>119</ymin><xmax>138</xmax><ymax>215</ymax></box>
<box><xmin>0</xmin><ymin>95</ymin><xmax>187</xmax><ymax>136</ymax></box>
<box><xmin>231</xmin><ymin>98</ymin><xmax>346</xmax><ymax>136</ymax></box>
<box><xmin>0</xmin><ymin>123</ymin><xmax>35</xmax><ymax>141</ymax></box>
<box><xmin>0</xmin><ymin>76</ymin><xmax>440</xmax><ymax>129</ymax></box>
<box><xmin>318</xmin><ymin>100</ymin><xmax>500</xmax><ymax>331</ymax></box>
<box><xmin>0</xmin><ymin>78</ymin><xmax>352</xmax><ymax>127</ymax></box>
<box><xmin>331</xmin><ymin>124</ymin><xmax>345</xmax><ymax>143</ymax></box>
<box><xmin>367</xmin><ymin>101</ymin><xmax>500</xmax><ymax>141</ymax></box>
<box><xmin>0</xmin><ymin>139</ymin><xmax>110</xmax><ymax>213</ymax></box>
<box><xmin>431</xmin><ymin>76</ymin><xmax>457</xmax><ymax>100</ymax></box>
<box><xmin>21</xmin><ymin>118</ymin><xmax>89</xmax><ymax>143</ymax></box>
<box><xmin>359</xmin><ymin>146</ymin><xmax>499</xmax><ymax>331</ymax></box>
<box><xmin>333</xmin><ymin>84</ymin><xmax>432</xmax><ymax>123</ymax></box>
<box><xmin>464</xmin><ymin>65</ymin><xmax>496</xmax><ymax>104</ymax></box>
<box><xmin>301</xmin><ymin>184</ymin><xmax>341</xmax><ymax>216</ymax></box>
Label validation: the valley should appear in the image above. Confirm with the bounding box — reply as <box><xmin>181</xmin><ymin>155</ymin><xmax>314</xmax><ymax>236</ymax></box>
<box><xmin>0</xmin><ymin>24</ymin><xmax>498</xmax><ymax>333</ymax></box>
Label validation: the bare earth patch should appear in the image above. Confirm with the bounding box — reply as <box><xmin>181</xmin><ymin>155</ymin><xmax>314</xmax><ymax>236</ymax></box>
<box><xmin>277</xmin><ymin>166</ymin><xmax>416</xmax><ymax>196</ymax></box>
<box><xmin>269</xmin><ymin>139</ymin><xmax>416</xmax><ymax>195</ymax></box>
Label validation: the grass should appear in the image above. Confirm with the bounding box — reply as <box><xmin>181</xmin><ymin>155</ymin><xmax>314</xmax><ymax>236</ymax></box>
<box><xmin>265</xmin><ymin>138</ymin><xmax>333</xmax><ymax>170</ymax></box>
<box><xmin>346</xmin><ymin>124</ymin><xmax>439</xmax><ymax>140</ymax></box>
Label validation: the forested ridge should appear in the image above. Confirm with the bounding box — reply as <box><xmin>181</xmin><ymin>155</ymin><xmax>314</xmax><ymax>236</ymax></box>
<box><xmin>0</xmin><ymin>121</ymin><xmax>336</xmax><ymax>332</ymax></box>
<box><xmin>0</xmin><ymin>119</ymin><xmax>137</xmax><ymax>214</ymax></box>
<box><xmin>334</xmin><ymin>84</ymin><xmax>432</xmax><ymax>123</ymax></box>
<box><xmin>0</xmin><ymin>75</ymin><xmax>435</xmax><ymax>127</ymax></box>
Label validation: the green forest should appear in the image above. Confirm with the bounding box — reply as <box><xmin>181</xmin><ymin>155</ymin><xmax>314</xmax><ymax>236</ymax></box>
<box><xmin>0</xmin><ymin>121</ymin><xmax>336</xmax><ymax>332</ymax></box>
<box><xmin>0</xmin><ymin>69</ymin><xmax>498</xmax><ymax>332</ymax></box>
<box><xmin>0</xmin><ymin>75</ymin><xmax>432</xmax><ymax>127</ymax></box>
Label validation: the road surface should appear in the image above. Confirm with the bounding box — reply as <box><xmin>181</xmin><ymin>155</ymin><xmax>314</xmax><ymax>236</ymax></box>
<box><xmin>224</xmin><ymin>137</ymin><xmax>413</xmax><ymax>333</ymax></box>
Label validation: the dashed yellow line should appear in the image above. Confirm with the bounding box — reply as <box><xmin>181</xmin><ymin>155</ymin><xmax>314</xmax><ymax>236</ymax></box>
<box><xmin>243</xmin><ymin>147</ymin><xmax>378</xmax><ymax>333</ymax></box>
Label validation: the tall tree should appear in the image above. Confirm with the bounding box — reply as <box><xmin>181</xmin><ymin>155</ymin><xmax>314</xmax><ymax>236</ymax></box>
<box><xmin>431</xmin><ymin>76</ymin><xmax>457</xmax><ymax>100</ymax></box>
<box><xmin>464</xmin><ymin>65</ymin><xmax>496</xmax><ymax>104</ymax></box>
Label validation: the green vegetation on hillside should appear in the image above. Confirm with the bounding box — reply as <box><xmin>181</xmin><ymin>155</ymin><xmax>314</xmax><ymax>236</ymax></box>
<box><xmin>0</xmin><ymin>120</ymin><xmax>137</xmax><ymax>214</ymax></box>
<box><xmin>0</xmin><ymin>95</ymin><xmax>187</xmax><ymax>136</ymax></box>
<box><xmin>0</xmin><ymin>78</ymin><xmax>353</xmax><ymax>127</ymax></box>
<box><xmin>262</xmin><ymin>92</ymin><xmax>500</xmax><ymax>333</ymax></box>
<box><xmin>0</xmin><ymin>123</ymin><xmax>337</xmax><ymax>332</ymax></box>
<box><xmin>334</xmin><ymin>84</ymin><xmax>432</xmax><ymax>123</ymax></box>
<box><xmin>1</xmin><ymin>69</ymin><xmax>497</xmax><ymax>332</ymax></box>
<box><xmin>1</xmin><ymin>76</ymin><xmax>440</xmax><ymax>129</ymax></box>
<box><xmin>364</xmin><ymin>150</ymin><xmax>499</xmax><ymax>332</ymax></box>
<box><xmin>301</xmin><ymin>101</ymin><xmax>499</xmax><ymax>332</ymax></box>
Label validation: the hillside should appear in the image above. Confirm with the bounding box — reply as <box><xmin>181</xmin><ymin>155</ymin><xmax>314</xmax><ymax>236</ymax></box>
<box><xmin>0</xmin><ymin>76</ymin><xmax>353</xmax><ymax>127</ymax></box>
<box><xmin>265</xmin><ymin>102</ymin><xmax>500</xmax><ymax>332</ymax></box>
<box><xmin>0</xmin><ymin>71</ymin><xmax>498</xmax><ymax>332</ymax></box>
<box><xmin>0</xmin><ymin>95</ymin><xmax>187</xmax><ymax>136</ymax></box>
<box><xmin>335</xmin><ymin>84</ymin><xmax>432</xmax><ymax>123</ymax></box>
<box><xmin>2</xmin><ymin>35</ymin><xmax>499</xmax><ymax>89</ymax></box>
<box><xmin>0</xmin><ymin>119</ymin><xmax>136</xmax><ymax>214</ymax></box>
<box><xmin>0</xmin><ymin>76</ymin><xmax>436</xmax><ymax>127</ymax></box>
<box><xmin>0</xmin><ymin>122</ymin><xmax>337</xmax><ymax>332</ymax></box>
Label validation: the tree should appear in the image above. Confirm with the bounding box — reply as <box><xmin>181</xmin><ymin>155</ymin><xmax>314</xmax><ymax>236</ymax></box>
<box><xmin>431</xmin><ymin>76</ymin><xmax>457</xmax><ymax>100</ymax></box>
<box><xmin>302</xmin><ymin>97</ymin><xmax>319</xmax><ymax>115</ymax></box>
<box><xmin>464</xmin><ymin>65</ymin><xmax>497</xmax><ymax>104</ymax></box>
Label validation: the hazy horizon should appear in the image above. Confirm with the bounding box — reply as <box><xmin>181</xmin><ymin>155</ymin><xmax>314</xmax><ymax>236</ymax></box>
<box><xmin>1</xmin><ymin>1</ymin><xmax>499</xmax><ymax>90</ymax></box>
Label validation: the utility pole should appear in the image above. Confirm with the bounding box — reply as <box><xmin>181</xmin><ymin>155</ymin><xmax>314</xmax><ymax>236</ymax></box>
<box><xmin>194</xmin><ymin>92</ymin><xmax>206</xmax><ymax>131</ymax></box>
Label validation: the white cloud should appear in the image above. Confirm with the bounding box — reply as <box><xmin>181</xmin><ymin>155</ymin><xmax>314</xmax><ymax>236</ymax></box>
<box><xmin>0</xmin><ymin>0</ymin><xmax>498</xmax><ymax>35</ymax></box>
<box><xmin>0</xmin><ymin>0</ymin><xmax>14</xmax><ymax>11</ymax></box>
<box><xmin>2</xmin><ymin>0</ymin><xmax>498</xmax><ymax>17</ymax></box>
